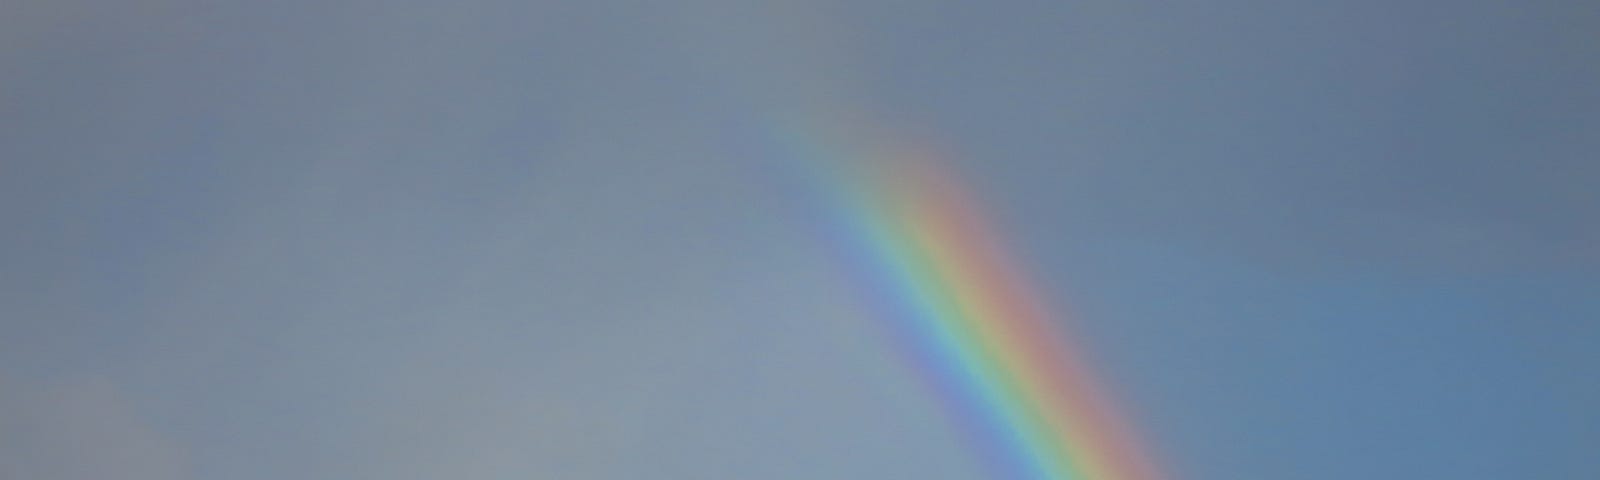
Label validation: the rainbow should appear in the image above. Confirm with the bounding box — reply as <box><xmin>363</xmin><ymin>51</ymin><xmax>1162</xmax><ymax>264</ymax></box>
<box><xmin>783</xmin><ymin>126</ymin><xmax>1164</xmax><ymax>480</ymax></box>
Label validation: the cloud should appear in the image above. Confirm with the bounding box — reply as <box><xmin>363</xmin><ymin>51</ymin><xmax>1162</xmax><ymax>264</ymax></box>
<box><xmin>0</xmin><ymin>374</ymin><xmax>189</xmax><ymax>480</ymax></box>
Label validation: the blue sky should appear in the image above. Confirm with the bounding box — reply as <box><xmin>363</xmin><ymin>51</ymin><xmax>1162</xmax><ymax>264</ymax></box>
<box><xmin>2</xmin><ymin>1</ymin><xmax>1597</xmax><ymax>478</ymax></box>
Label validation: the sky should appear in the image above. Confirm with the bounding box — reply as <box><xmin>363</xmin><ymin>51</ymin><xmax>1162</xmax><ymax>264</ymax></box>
<box><xmin>2</xmin><ymin>1</ymin><xmax>1597</xmax><ymax>479</ymax></box>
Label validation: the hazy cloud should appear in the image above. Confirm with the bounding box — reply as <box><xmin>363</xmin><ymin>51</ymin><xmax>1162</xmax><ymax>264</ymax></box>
<box><xmin>0</xmin><ymin>375</ymin><xmax>189</xmax><ymax>480</ymax></box>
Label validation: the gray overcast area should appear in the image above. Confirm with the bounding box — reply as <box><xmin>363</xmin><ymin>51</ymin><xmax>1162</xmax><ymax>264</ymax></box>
<box><xmin>2</xmin><ymin>1</ymin><xmax>1597</xmax><ymax>479</ymax></box>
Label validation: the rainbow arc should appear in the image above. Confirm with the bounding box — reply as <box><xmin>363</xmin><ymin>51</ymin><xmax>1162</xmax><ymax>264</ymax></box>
<box><xmin>799</xmin><ymin>132</ymin><xmax>1164</xmax><ymax>480</ymax></box>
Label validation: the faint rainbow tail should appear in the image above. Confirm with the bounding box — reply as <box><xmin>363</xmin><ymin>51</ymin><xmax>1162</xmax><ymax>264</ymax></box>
<box><xmin>782</xmin><ymin>124</ymin><xmax>1165</xmax><ymax>480</ymax></box>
